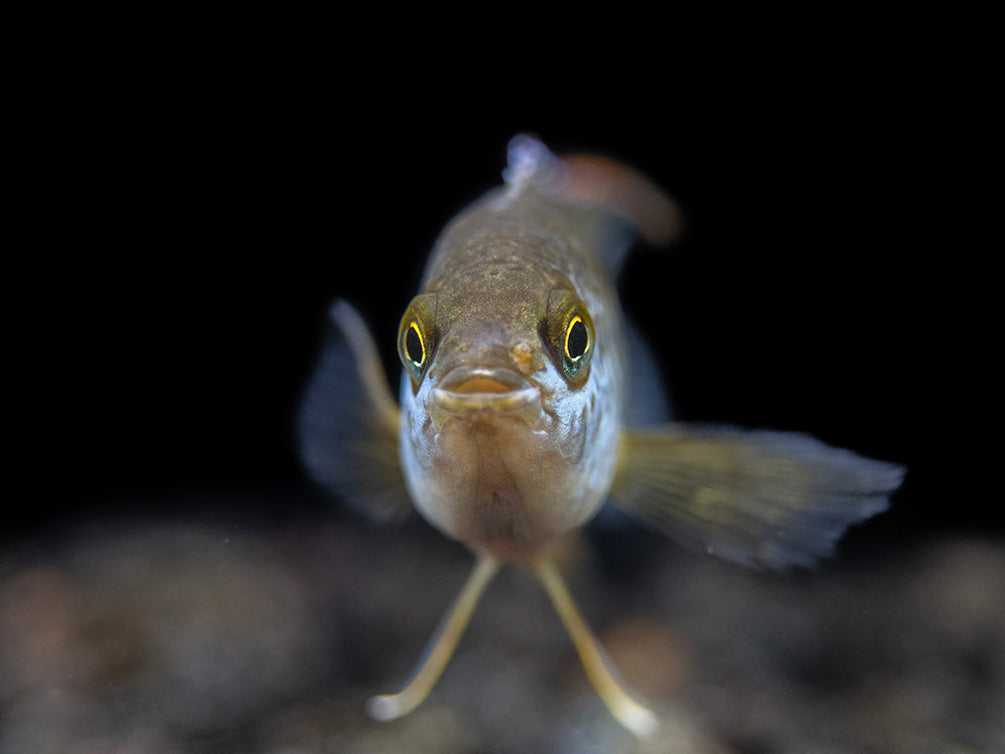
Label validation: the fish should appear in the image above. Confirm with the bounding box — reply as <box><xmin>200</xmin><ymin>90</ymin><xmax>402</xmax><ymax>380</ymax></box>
<box><xmin>298</xmin><ymin>134</ymin><xmax>905</xmax><ymax>737</ymax></box>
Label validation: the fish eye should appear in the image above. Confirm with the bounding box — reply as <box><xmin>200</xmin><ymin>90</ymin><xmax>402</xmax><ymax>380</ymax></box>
<box><xmin>397</xmin><ymin>294</ymin><xmax>438</xmax><ymax>387</ymax></box>
<box><xmin>405</xmin><ymin>321</ymin><xmax>425</xmax><ymax>367</ymax></box>
<box><xmin>565</xmin><ymin>316</ymin><xmax>590</xmax><ymax>361</ymax></box>
<box><xmin>544</xmin><ymin>288</ymin><xmax>594</xmax><ymax>386</ymax></box>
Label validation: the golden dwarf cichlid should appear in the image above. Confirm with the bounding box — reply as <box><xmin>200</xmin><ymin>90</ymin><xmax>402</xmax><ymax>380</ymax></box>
<box><xmin>298</xmin><ymin>134</ymin><xmax>904</xmax><ymax>736</ymax></box>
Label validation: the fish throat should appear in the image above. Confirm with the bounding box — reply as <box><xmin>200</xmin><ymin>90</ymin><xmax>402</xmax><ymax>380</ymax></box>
<box><xmin>433</xmin><ymin>407</ymin><xmax>565</xmax><ymax>559</ymax></box>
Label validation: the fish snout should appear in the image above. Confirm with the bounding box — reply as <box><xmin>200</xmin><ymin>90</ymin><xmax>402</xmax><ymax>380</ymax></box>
<box><xmin>430</xmin><ymin>366</ymin><xmax>542</xmax><ymax>421</ymax></box>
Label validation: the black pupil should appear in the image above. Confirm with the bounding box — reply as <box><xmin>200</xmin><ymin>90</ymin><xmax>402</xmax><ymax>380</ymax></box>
<box><xmin>405</xmin><ymin>325</ymin><xmax>423</xmax><ymax>365</ymax></box>
<box><xmin>567</xmin><ymin>319</ymin><xmax>589</xmax><ymax>359</ymax></box>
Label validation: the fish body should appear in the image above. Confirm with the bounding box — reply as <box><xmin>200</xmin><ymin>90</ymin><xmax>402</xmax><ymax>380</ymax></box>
<box><xmin>299</xmin><ymin>135</ymin><xmax>904</xmax><ymax>735</ymax></box>
<box><xmin>398</xmin><ymin>165</ymin><xmax>629</xmax><ymax>559</ymax></box>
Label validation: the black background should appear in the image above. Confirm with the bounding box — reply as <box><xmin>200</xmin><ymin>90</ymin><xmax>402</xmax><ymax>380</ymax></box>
<box><xmin>13</xmin><ymin>35</ymin><xmax>979</xmax><ymax>553</ymax></box>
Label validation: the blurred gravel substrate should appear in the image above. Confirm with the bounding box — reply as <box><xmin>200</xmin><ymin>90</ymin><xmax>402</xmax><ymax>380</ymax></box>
<box><xmin>1</xmin><ymin>504</ymin><xmax>1002</xmax><ymax>754</ymax></box>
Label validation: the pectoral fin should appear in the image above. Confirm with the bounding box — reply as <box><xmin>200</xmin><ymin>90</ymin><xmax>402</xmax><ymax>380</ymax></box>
<box><xmin>610</xmin><ymin>426</ymin><xmax>905</xmax><ymax>570</ymax></box>
<box><xmin>622</xmin><ymin>319</ymin><xmax>672</xmax><ymax>427</ymax></box>
<box><xmin>298</xmin><ymin>300</ymin><xmax>411</xmax><ymax>521</ymax></box>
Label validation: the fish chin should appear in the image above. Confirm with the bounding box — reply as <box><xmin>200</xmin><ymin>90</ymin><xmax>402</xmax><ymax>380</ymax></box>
<box><xmin>401</xmin><ymin>365</ymin><xmax>606</xmax><ymax>558</ymax></box>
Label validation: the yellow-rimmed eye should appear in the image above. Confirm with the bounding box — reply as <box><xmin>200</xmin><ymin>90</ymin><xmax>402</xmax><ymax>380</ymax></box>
<box><xmin>565</xmin><ymin>315</ymin><xmax>590</xmax><ymax>361</ymax></box>
<box><xmin>398</xmin><ymin>294</ymin><xmax>438</xmax><ymax>387</ymax></box>
<box><xmin>544</xmin><ymin>288</ymin><xmax>594</xmax><ymax>386</ymax></box>
<box><xmin>404</xmin><ymin>321</ymin><xmax>425</xmax><ymax>367</ymax></box>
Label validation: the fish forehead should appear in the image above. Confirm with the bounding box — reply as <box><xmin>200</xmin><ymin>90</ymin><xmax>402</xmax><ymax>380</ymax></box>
<box><xmin>427</xmin><ymin>264</ymin><xmax>551</xmax><ymax>371</ymax></box>
<box><xmin>424</xmin><ymin>189</ymin><xmax>612</xmax><ymax>293</ymax></box>
<box><xmin>420</xmin><ymin>193</ymin><xmax>618</xmax><ymax>370</ymax></box>
<box><xmin>432</xmin><ymin>255</ymin><xmax>553</xmax><ymax>320</ymax></box>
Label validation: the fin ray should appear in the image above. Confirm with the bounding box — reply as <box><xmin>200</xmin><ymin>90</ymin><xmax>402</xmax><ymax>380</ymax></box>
<box><xmin>610</xmin><ymin>426</ymin><xmax>904</xmax><ymax>570</ymax></box>
<box><xmin>298</xmin><ymin>300</ymin><xmax>411</xmax><ymax>520</ymax></box>
<box><xmin>622</xmin><ymin>319</ymin><xmax>673</xmax><ymax>427</ymax></box>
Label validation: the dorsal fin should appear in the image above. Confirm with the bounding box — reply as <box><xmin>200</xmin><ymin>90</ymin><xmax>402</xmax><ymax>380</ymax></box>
<box><xmin>504</xmin><ymin>134</ymin><xmax>682</xmax><ymax>247</ymax></box>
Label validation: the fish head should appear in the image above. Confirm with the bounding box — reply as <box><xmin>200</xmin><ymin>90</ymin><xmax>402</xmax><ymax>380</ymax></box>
<box><xmin>395</xmin><ymin>256</ymin><xmax>622</xmax><ymax>560</ymax></box>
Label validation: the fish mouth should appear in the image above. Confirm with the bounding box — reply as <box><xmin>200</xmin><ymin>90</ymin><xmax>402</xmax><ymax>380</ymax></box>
<box><xmin>431</xmin><ymin>366</ymin><xmax>540</xmax><ymax>414</ymax></box>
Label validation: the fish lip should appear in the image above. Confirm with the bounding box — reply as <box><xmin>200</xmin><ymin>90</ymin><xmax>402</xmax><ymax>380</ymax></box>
<box><xmin>432</xmin><ymin>366</ymin><xmax>540</xmax><ymax>413</ymax></box>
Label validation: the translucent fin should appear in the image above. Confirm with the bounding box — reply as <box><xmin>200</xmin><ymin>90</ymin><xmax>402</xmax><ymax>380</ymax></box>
<box><xmin>610</xmin><ymin>426</ymin><xmax>905</xmax><ymax>570</ymax></box>
<box><xmin>503</xmin><ymin>133</ymin><xmax>563</xmax><ymax>197</ymax></box>
<box><xmin>533</xmin><ymin>558</ymin><xmax>659</xmax><ymax>738</ymax></box>
<box><xmin>622</xmin><ymin>319</ymin><xmax>673</xmax><ymax>428</ymax></box>
<box><xmin>367</xmin><ymin>556</ymin><xmax>500</xmax><ymax>721</ymax></box>
<box><xmin>555</xmin><ymin>152</ymin><xmax>682</xmax><ymax>248</ymax></box>
<box><xmin>505</xmin><ymin>134</ymin><xmax>682</xmax><ymax>248</ymax></box>
<box><xmin>593</xmin><ymin>322</ymin><xmax>672</xmax><ymax>533</ymax></box>
<box><xmin>297</xmin><ymin>300</ymin><xmax>411</xmax><ymax>521</ymax></box>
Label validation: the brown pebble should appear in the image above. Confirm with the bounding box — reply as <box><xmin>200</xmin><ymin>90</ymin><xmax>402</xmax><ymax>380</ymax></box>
<box><xmin>599</xmin><ymin>617</ymin><xmax>691</xmax><ymax>697</ymax></box>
